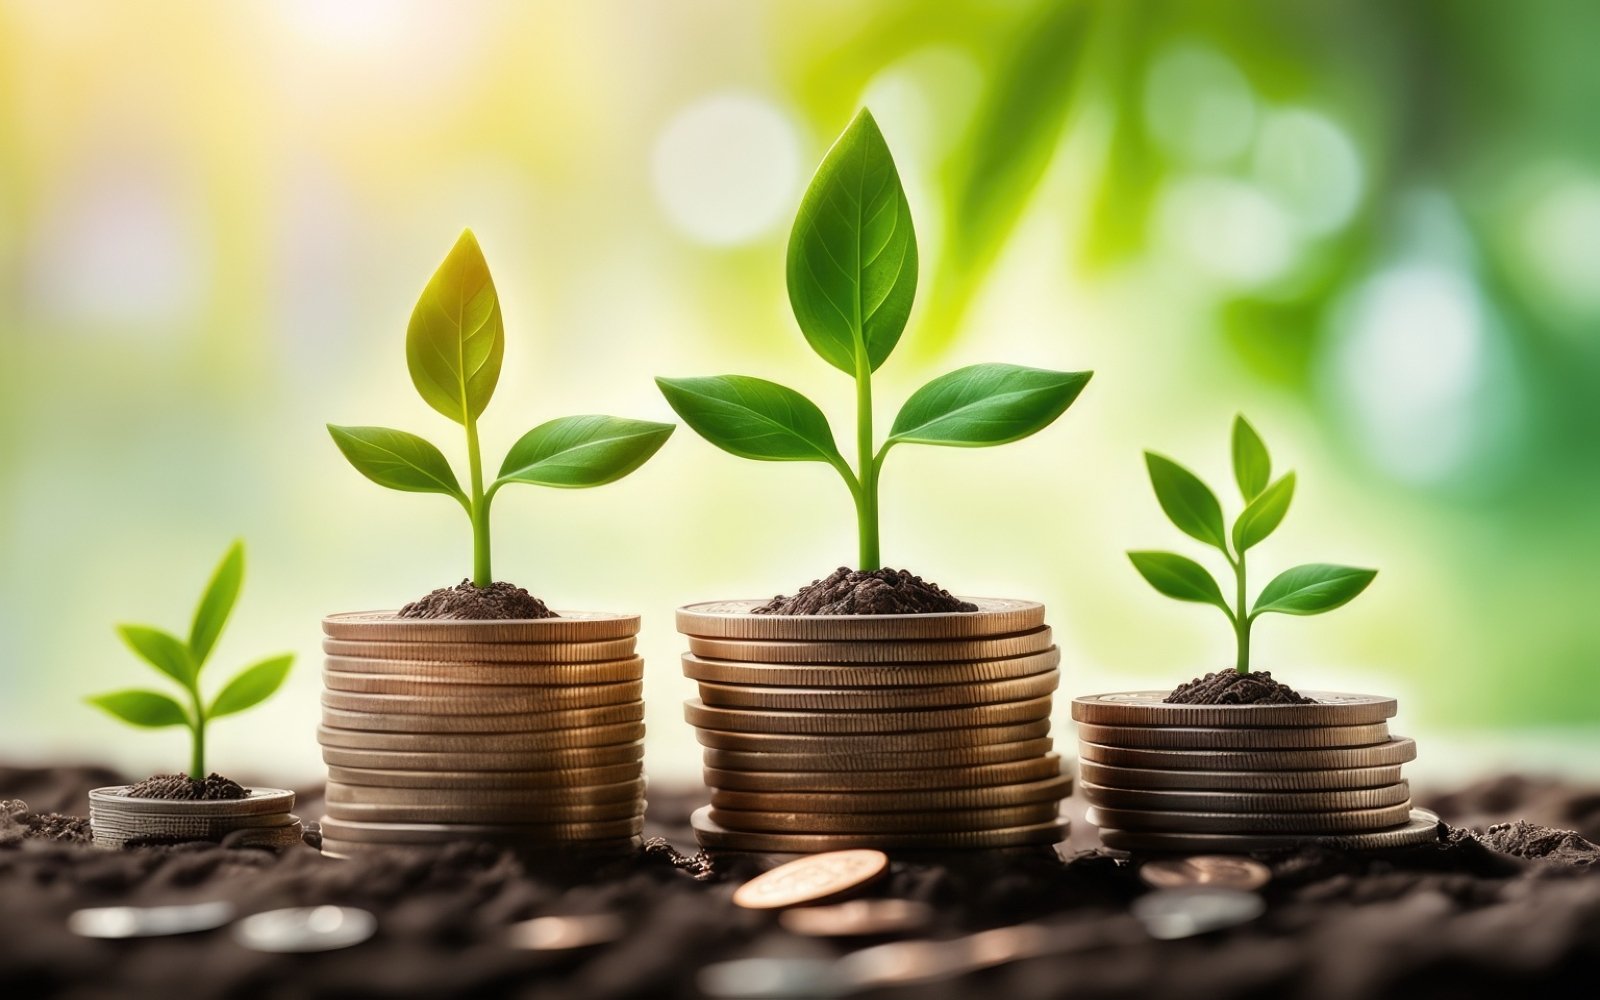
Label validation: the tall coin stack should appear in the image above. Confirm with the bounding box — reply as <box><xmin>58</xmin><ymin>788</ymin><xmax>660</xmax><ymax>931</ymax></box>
<box><xmin>1072</xmin><ymin>692</ymin><xmax>1439</xmax><ymax>851</ymax></box>
<box><xmin>317</xmin><ymin>611</ymin><xmax>646</xmax><ymax>858</ymax></box>
<box><xmin>678</xmin><ymin>599</ymin><xmax>1072</xmax><ymax>853</ymax></box>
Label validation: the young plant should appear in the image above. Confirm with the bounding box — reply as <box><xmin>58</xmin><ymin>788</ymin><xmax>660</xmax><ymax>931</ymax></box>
<box><xmin>86</xmin><ymin>542</ymin><xmax>293</xmax><ymax>778</ymax></box>
<box><xmin>1128</xmin><ymin>416</ymin><xmax>1377</xmax><ymax>674</ymax></box>
<box><xmin>657</xmin><ymin>109</ymin><xmax>1091</xmax><ymax>569</ymax></box>
<box><xmin>328</xmin><ymin>230</ymin><xmax>675</xmax><ymax>587</ymax></box>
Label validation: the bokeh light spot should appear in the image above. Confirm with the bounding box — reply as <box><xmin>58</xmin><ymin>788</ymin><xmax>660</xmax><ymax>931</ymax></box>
<box><xmin>651</xmin><ymin>93</ymin><xmax>802</xmax><ymax>246</ymax></box>
<box><xmin>1154</xmin><ymin>175</ymin><xmax>1294</xmax><ymax>287</ymax></box>
<box><xmin>1514</xmin><ymin>171</ymin><xmax>1600</xmax><ymax>315</ymax></box>
<box><xmin>1253</xmin><ymin>108</ymin><xmax>1365</xmax><ymax>236</ymax></box>
<box><xmin>1143</xmin><ymin>43</ymin><xmax>1256</xmax><ymax>165</ymax></box>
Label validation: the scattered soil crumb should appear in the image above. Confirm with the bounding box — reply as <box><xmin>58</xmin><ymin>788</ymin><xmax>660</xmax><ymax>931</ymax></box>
<box><xmin>1165</xmin><ymin>669</ymin><xmax>1315</xmax><ymax>705</ymax></box>
<box><xmin>641</xmin><ymin>836</ymin><xmax>715</xmax><ymax>880</ymax></box>
<box><xmin>753</xmin><ymin>567</ymin><xmax>977</xmax><ymax>616</ymax></box>
<box><xmin>126</xmin><ymin>773</ymin><xmax>247</xmax><ymax>801</ymax></box>
<box><xmin>1478</xmin><ymin>820</ymin><xmax>1600</xmax><ymax>867</ymax></box>
<box><xmin>400</xmin><ymin>580</ymin><xmax>557</xmax><ymax>620</ymax></box>
<box><xmin>1</xmin><ymin>799</ymin><xmax>92</xmax><ymax>845</ymax></box>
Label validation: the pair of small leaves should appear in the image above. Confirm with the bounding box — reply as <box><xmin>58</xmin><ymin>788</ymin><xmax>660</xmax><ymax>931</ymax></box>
<box><xmin>1128</xmin><ymin>552</ymin><xmax>1376</xmax><ymax>620</ymax></box>
<box><xmin>88</xmin><ymin>655</ymin><xmax>294</xmax><ymax>729</ymax></box>
<box><xmin>1145</xmin><ymin>422</ymin><xmax>1294</xmax><ymax>557</ymax></box>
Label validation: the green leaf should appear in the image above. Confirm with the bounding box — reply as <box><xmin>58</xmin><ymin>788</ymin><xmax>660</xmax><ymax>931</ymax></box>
<box><xmin>86</xmin><ymin>690</ymin><xmax>190</xmax><ymax>729</ymax></box>
<box><xmin>887</xmin><ymin>364</ymin><xmax>1092</xmax><ymax>447</ymax></box>
<box><xmin>1145</xmin><ymin>452</ymin><xmax>1228</xmax><ymax>552</ymax></box>
<box><xmin>188</xmin><ymin>541</ymin><xmax>243</xmax><ymax>668</ymax></box>
<box><xmin>207</xmin><ymin>654</ymin><xmax>293</xmax><ymax>720</ymax></box>
<box><xmin>1253</xmin><ymin>564</ymin><xmax>1377</xmax><ymax>617</ymax></box>
<box><xmin>656</xmin><ymin>376</ymin><xmax>845</xmax><ymax>465</ymax></box>
<box><xmin>1232</xmin><ymin>472</ymin><xmax>1296</xmax><ymax>553</ymax></box>
<box><xmin>496</xmin><ymin>416</ymin><xmax>674</xmax><ymax>489</ymax></box>
<box><xmin>328</xmin><ymin>425</ymin><xmax>465</xmax><ymax>500</ymax></box>
<box><xmin>1232</xmin><ymin>415</ymin><xmax>1271</xmax><ymax>501</ymax></box>
<box><xmin>786</xmin><ymin>108</ymin><xmax>918</xmax><ymax>376</ymax></box>
<box><xmin>406</xmin><ymin>229</ymin><xmax>504</xmax><ymax>425</ymax></box>
<box><xmin>1127</xmin><ymin>551</ymin><xmax>1231</xmax><ymax>615</ymax></box>
<box><xmin>117</xmin><ymin>625</ymin><xmax>195</xmax><ymax>688</ymax></box>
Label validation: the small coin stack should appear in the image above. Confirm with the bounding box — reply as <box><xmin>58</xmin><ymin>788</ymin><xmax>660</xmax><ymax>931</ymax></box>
<box><xmin>88</xmin><ymin>787</ymin><xmax>301</xmax><ymax>849</ymax></box>
<box><xmin>678</xmin><ymin>599</ymin><xmax>1071</xmax><ymax>852</ymax></box>
<box><xmin>317</xmin><ymin>611</ymin><xmax>646</xmax><ymax>858</ymax></box>
<box><xmin>1072</xmin><ymin>692</ymin><xmax>1439</xmax><ymax>851</ymax></box>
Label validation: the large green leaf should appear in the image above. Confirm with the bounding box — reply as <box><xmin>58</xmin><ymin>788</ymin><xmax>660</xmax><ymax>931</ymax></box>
<box><xmin>496</xmin><ymin>416</ymin><xmax>674</xmax><ymax>489</ymax></box>
<box><xmin>1232</xmin><ymin>415</ymin><xmax>1271</xmax><ymax>501</ymax></box>
<box><xmin>328</xmin><ymin>425</ymin><xmax>465</xmax><ymax>500</ymax></box>
<box><xmin>207</xmin><ymin>654</ymin><xmax>293</xmax><ymax>720</ymax></box>
<box><xmin>86</xmin><ymin>689</ymin><xmax>190</xmax><ymax>728</ymax></box>
<box><xmin>1232</xmin><ymin>472</ymin><xmax>1296</xmax><ymax>553</ymax></box>
<box><xmin>117</xmin><ymin>625</ymin><xmax>195</xmax><ymax>687</ymax></box>
<box><xmin>656</xmin><ymin>376</ymin><xmax>844</xmax><ymax>465</ymax></box>
<box><xmin>188</xmin><ymin>541</ymin><xmax>243</xmax><ymax>668</ymax></box>
<box><xmin>887</xmin><ymin>364</ymin><xmax>1092</xmax><ymax>447</ymax></box>
<box><xmin>1253</xmin><ymin>564</ymin><xmax>1377</xmax><ymax>616</ymax></box>
<box><xmin>786</xmin><ymin>109</ymin><xmax>918</xmax><ymax>375</ymax></box>
<box><xmin>406</xmin><ymin>229</ymin><xmax>504</xmax><ymax>425</ymax></box>
<box><xmin>1127</xmin><ymin>551</ymin><xmax>1231</xmax><ymax>615</ymax></box>
<box><xmin>1145</xmin><ymin>452</ymin><xmax>1228</xmax><ymax>552</ymax></box>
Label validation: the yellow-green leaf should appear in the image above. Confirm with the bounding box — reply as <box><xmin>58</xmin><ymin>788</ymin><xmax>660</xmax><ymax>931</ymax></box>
<box><xmin>406</xmin><ymin>229</ymin><xmax>504</xmax><ymax>425</ymax></box>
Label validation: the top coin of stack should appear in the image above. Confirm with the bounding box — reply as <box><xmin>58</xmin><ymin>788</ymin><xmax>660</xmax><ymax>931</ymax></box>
<box><xmin>678</xmin><ymin>599</ymin><xmax>1071</xmax><ymax>852</ymax></box>
<box><xmin>1072</xmin><ymin>691</ymin><xmax>1439</xmax><ymax>852</ymax></box>
<box><xmin>317</xmin><ymin>611</ymin><xmax>646</xmax><ymax>857</ymax></box>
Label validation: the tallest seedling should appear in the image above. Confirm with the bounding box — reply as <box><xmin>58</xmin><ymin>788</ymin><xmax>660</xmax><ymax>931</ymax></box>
<box><xmin>659</xmin><ymin>110</ymin><xmax>1091</xmax><ymax>569</ymax></box>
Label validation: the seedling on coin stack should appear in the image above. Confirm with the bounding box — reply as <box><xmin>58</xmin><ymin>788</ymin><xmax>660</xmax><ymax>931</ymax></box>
<box><xmin>84</xmin><ymin>542</ymin><xmax>302</xmax><ymax>850</ymax></box>
<box><xmin>1072</xmin><ymin>418</ymin><xmax>1438</xmax><ymax>853</ymax></box>
<box><xmin>659</xmin><ymin>109</ymin><xmax>1088</xmax><ymax>854</ymax></box>
<box><xmin>318</xmin><ymin>231</ymin><xmax>670</xmax><ymax>860</ymax></box>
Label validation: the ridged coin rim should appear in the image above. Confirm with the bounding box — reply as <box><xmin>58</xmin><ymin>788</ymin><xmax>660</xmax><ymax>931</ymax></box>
<box><xmin>323</xmin><ymin>611</ymin><xmax>640</xmax><ymax>642</ymax></box>
<box><xmin>676</xmin><ymin>599</ymin><xmax>1044</xmax><ymax>640</ymax></box>
<box><xmin>1071</xmin><ymin>692</ymin><xmax>1397</xmax><ymax>727</ymax></box>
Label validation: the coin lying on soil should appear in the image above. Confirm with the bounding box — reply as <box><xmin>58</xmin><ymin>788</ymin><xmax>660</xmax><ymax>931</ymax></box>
<box><xmin>779</xmin><ymin>899</ymin><xmax>935</xmax><ymax>937</ymax></box>
<box><xmin>1139</xmin><ymin>856</ymin><xmax>1272</xmax><ymax>892</ymax></box>
<box><xmin>731</xmin><ymin>848</ymin><xmax>889</xmax><ymax>909</ymax></box>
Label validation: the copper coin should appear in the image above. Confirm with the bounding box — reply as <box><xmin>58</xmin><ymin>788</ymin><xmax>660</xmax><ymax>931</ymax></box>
<box><xmin>325</xmin><ymin>778</ymin><xmax>644</xmax><ymax>807</ymax></box>
<box><xmin>685</xmin><ymin>628</ymin><xmax>1053</xmax><ymax>665</ymax></box>
<box><xmin>731</xmin><ymin>849</ymin><xmax>889</xmax><ymax>909</ymax></box>
<box><xmin>325</xmin><ymin>762</ymin><xmax>643</xmax><ymax>789</ymax></box>
<box><xmin>1077</xmin><ymin>737</ymin><xmax>1417</xmax><ymax>771</ymax></box>
<box><xmin>323</xmin><ymin>611</ymin><xmax>639</xmax><ymax>642</ymax></box>
<box><xmin>319</xmin><ymin>741</ymin><xmax>643</xmax><ymax>770</ymax></box>
<box><xmin>1078</xmin><ymin>761</ymin><xmax>1404</xmax><ymax>792</ymax></box>
<box><xmin>711</xmin><ymin>775</ymin><xmax>1072</xmax><ymax>814</ymax></box>
<box><xmin>691</xmin><ymin>806</ymin><xmax>1068</xmax><ymax>851</ymax></box>
<box><xmin>710</xmin><ymin>802</ymin><xmax>1060</xmax><ymax>835</ymax></box>
<box><xmin>317</xmin><ymin>723</ymin><xmax>646</xmax><ymax>752</ymax></box>
<box><xmin>1071</xmin><ymin>692</ymin><xmax>1397</xmax><ymax>728</ymax></box>
<box><xmin>1086</xmin><ymin>801</ymin><xmax>1413</xmax><ymax>834</ymax></box>
<box><xmin>319</xmin><ymin>814</ymin><xmax>645</xmax><ymax>844</ymax></box>
<box><xmin>701</xmin><ymin>739</ymin><xmax>1053</xmax><ymax>773</ymax></box>
<box><xmin>695</xmin><ymin>671</ymin><xmax>1059</xmax><ymax>711</ymax></box>
<box><xmin>322</xmin><ymin>636</ymin><xmax>636</xmax><ymax>663</ymax></box>
<box><xmin>323</xmin><ymin>656</ymin><xmax>645</xmax><ymax>686</ymax></box>
<box><xmin>695</xmin><ymin>720</ymin><xmax>1052</xmax><ymax>754</ymax></box>
<box><xmin>681</xmin><ymin>649</ymin><xmax>1060</xmax><ymax>689</ymax></box>
<box><xmin>322</xmin><ymin>798</ymin><xmax>642</xmax><ymax>825</ymax></box>
<box><xmin>685</xmin><ymin>697</ymin><xmax>1052</xmax><ymax>735</ymax></box>
<box><xmin>321</xmin><ymin>681</ymin><xmax>642</xmax><ymax>715</ymax></box>
<box><xmin>321</xmin><ymin>701</ymin><xmax>643</xmax><ymax>733</ymax></box>
<box><xmin>676</xmin><ymin>599</ymin><xmax>1045</xmax><ymax>641</ymax></box>
<box><xmin>705</xmin><ymin>754</ymin><xmax>1063</xmax><ymax>792</ymax></box>
<box><xmin>1079</xmin><ymin>780</ymin><xmax>1410</xmax><ymax>813</ymax></box>
<box><xmin>1075</xmin><ymin>722</ymin><xmax>1389</xmax><ymax>750</ymax></box>
<box><xmin>1098</xmin><ymin>809</ymin><xmax>1441</xmax><ymax>852</ymax></box>
<box><xmin>1139</xmin><ymin>856</ymin><xmax>1272</xmax><ymax>891</ymax></box>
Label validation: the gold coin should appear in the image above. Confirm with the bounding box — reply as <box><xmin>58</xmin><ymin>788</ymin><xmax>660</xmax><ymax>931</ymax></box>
<box><xmin>705</xmin><ymin>754</ymin><xmax>1064</xmax><ymax>792</ymax></box>
<box><xmin>701</xmin><ymin>738</ymin><xmax>1053</xmax><ymax>773</ymax></box>
<box><xmin>681</xmin><ymin>649</ymin><xmax>1060</xmax><ymax>688</ymax></box>
<box><xmin>691</xmin><ymin>806</ymin><xmax>1068</xmax><ymax>851</ymax></box>
<box><xmin>323</xmin><ymin>656</ymin><xmax>645</xmax><ymax>686</ymax></box>
<box><xmin>320</xmin><ymin>836</ymin><xmax>642</xmax><ymax>859</ymax></box>
<box><xmin>322</xmin><ymin>636</ymin><xmax>636</xmax><ymax>663</ymax></box>
<box><xmin>1139</xmin><ymin>856</ymin><xmax>1272</xmax><ymax>891</ymax></box>
<box><xmin>1071</xmin><ymin>692</ymin><xmax>1398</xmax><ymax>728</ymax></box>
<box><xmin>325</xmin><ymin>762</ymin><xmax>643</xmax><ymax>790</ymax></box>
<box><xmin>1079</xmin><ymin>780</ymin><xmax>1411</xmax><ymax>813</ymax></box>
<box><xmin>320</xmin><ymin>814</ymin><xmax>644</xmax><ymax>844</ymax></box>
<box><xmin>1097</xmin><ymin>809</ymin><xmax>1440</xmax><ymax>853</ymax></box>
<box><xmin>695</xmin><ymin>720</ymin><xmax>1052</xmax><ymax>753</ymax></box>
<box><xmin>321</xmin><ymin>701</ymin><xmax>643</xmax><ymax>733</ymax></box>
<box><xmin>684</xmin><ymin>696</ymin><xmax>1052</xmax><ymax>735</ymax></box>
<box><xmin>323</xmin><ymin>611</ymin><xmax>640</xmax><ymax>642</ymax></box>
<box><xmin>711</xmin><ymin>774</ymin><xmax>1073</xmax><ymax>814</ymax></box>
<box><xmin>1078</xmin><ymin>737</ymin><xmax>1417</xmax><ymax>770</ymax></box>
<box><xmin>322</xmin><ymin>798</ymin><xmax>642</xmax><ymax>824</ymax></box>
<box><xmin>325</xmin><ymin>778</ymin><xmax>644</xmax><ymax>807</ymax></box>
<box><xmin>730</xmin><ymin>848</ymin><xmax>889</xmax><ymax>909</ymax></box>
<box><xmin>1086</xmin><ymin>801</ymin><xmax>1413</xmax><ymax>834</ymax></box>
<box><xmin>1075</xmin><ymin>722</ymin><xmax>1389</xmax><ymax>750</ymax></box>
<box><xmin>88</xmin><ymin>787</ymin><xmax>295</xmax><ymax>817</ymax></box>
<box><xmin>685</xmin><ymin>628</ymin><xmax>1053</xmax><ymax>665</ymax></box>
<box><xmin>318</xmin><ymin>739</ymin><xmax>644</xmax><ymax>769</ymax></box>
<box><xmin>695</xmin><ymin>671</ymin><xmax>1059</xmax><ymax>712</ymax></box>
<box><xmin>676</xmin><ymin>599</ymin><xmax>1045</xmax><ymax>641</ymax></box>
<box><xmin>317</xmin><ymin>722</ymin><xmax>646</xmax><ymax>751</ymax></box>
<box><xmin>710</xmin><ymin>801</ymin><xmax>1060</xmax><ymax>835</ymax></box>
<box><xmin>1078</xmin><ymin>761</ymin><xmax>1405</xmax><ymax>792</ymax></box>
<box><xmin>321</xmin><ymin>681</ymin><xmax>642</xmax><ymax>715</ymax></box>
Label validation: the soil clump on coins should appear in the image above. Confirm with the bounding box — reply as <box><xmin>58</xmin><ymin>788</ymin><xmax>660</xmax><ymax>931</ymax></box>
<box><xmin>126</xmin><ymin>773</ymin><xmax>247</xmax><ymax>801</ymax></box>
<box><xmin>1165</xmin><ymin>669</ymin><xmax>1313</xmax><ymax>705</ymax></box>
<box><xmin>399</xmin><ymin>579</ymin><xmax>557</xmax><ymax>620</ymax></box>
<box><xmin>752</xmin><ymin>567</ymin><xmax>976</xmax><ymax>615</ymax></box>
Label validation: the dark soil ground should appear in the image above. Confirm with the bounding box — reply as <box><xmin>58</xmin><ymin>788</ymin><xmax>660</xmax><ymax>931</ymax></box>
<box><xmin>126</xmin><ymin>773</ymin><xmax>248</xmax><ymax>801</ymax></box>
<box><xmin>3</xmin><ymin>764</ymin><xmax>1599</xmax><ymax>997</ymax></box>
<box><xmin>754</xmin><ymin>568</ymin><xmax>978</xmax><ymax>615</ymax></box>
<box><xmin>1165</xmin><ymin>669</ymin><xmax>1315</xmax><ymax>705</ymax></box>
<box><xmin>399</xmin><ymin>580</ymin><xmax>556</xmax><ymax>620</ymax></box>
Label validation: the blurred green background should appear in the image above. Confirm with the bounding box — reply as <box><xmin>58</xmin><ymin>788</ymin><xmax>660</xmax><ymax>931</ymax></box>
<box><xmin>3</xmin><ymin>0</ymin><xmax>1598</xmax><ymax>786</ymax></box>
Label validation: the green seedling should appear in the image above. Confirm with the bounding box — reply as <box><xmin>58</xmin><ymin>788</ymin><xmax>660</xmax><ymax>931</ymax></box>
<box><xmin>1129</xmin><ymin>416</ymin><xmax>1377</xmax><ymax>674</ymax></box>
<box><xmin>329</xmin><ymin>230</ymin><xmax>674</xmax><ymax>587</ymax></box>
<box><xmin>658</xmin><ymin>109</ymin><xmax>1091</xmax><ymax>570</ymax></box>
<box><xmin>87</xmin><ymin>542</ymin><xmax>293</xmax><ymax>778</ymax></box>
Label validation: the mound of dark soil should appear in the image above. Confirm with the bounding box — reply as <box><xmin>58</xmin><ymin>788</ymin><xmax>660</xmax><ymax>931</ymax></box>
<box><xmin>126</xmin><ymin>773</ymin><xmax>247</xmax><ymax>800</ymax></box>
<box><xmin>753</xmin><ymin>567</ymin><xmax>977</xmax><ymax>615</ymax></box>
<box><xmin>1165</xmin><ymin>669</ymin><xmax>1315</xmax><ymax>705</ymax></box>
<box><xmin>399</xmin><ymin>580</ymin><xmax>556</xmax><ymax>620</ymax></box>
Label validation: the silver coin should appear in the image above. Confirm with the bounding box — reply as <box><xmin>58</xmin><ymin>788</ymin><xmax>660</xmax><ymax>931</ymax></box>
<box><xmin>232</xmin><ymin>906</ymin><xmax>377</xmax><ymax>952</ymax></box>
<box><xmin>68</xmin><ymin>902</ymin><xmax>236</xmax><ymax>939</ymax></box>
<box><xmin>1131</xmin><ymin>888</ymin><xmax>1265</xmax><ymax>940</ymax></box>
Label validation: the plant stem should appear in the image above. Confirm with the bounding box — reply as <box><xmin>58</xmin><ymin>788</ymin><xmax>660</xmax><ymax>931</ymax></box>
<box><xmin>1234</xmin><ymin>549</ymin><xmax>1250</xmax><ymax>674</ymax></box>
<box><xmin>188</xmin><ymin>688</ymin><xmax>206</xmax><ymax>777</ymax></box>
<box><xmin>854</xmin><ymin>356</ymin><xmax>880</xmax><ymax>571</ymax></box>
<box><xmin>465</xmin><ymin>415</ymin><xmax>491</xmax><ymax>587</ymax></box>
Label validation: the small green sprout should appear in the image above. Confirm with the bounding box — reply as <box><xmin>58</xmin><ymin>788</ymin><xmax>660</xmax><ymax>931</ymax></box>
<box><xmin>86</xmin><ymin>541</ymin><xmax>293</xmax><ymax>777</ymax></box>
<box><xmin>329</xmin><ymin>230</ymin><xmax>675</xmax><ymax>587</ymax></box>
<box><xmin>657</xmin><ymin>109</ymin><xmax>1091</xmax><ymax>569</ymax></box>
<box><xmin>1129</xmin><ymin>416</ymin><xmax>1377</xmax><ymax>674</ymax></box>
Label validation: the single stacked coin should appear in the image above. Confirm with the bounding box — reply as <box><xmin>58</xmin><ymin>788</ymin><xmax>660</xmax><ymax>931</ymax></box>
<box><xmin>317</xmin><ymin>611</ymin><xmax>646</xmax><ymax>858</ymax></box>
<box><xmin>88</xmin><ymin>787</ymin><xmax>302</xmax><ymax>850</ymax></box>
<box><xmin>678</xmin><ymin>599</ymin><xmax>1070</xmax><ymax>852</ymax></box>
<box><xmin>1071</xmin><ymin>692</ymin><xmax>1437</xmax><ymax>851</ymax></box>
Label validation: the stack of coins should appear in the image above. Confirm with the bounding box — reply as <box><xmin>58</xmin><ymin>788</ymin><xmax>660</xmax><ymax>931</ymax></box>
<box><xmin>678</xmin><ymin>599</ymin><xmax>1071</xmax><ymax>852</ymax></box>
<box><xmin>1072</xmin><ymin>692</ymin><xmax>1439</xmax><ymax>851</ymax></box>
<box><xmin>317</xmin><ymin>611</ymin><xmax>646</xmax><ymax>858</ymax></box>
<box><xmin>88</xmin><ymin>787</ymin><xmax>301</xmax><ymax>849</ymax></box>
